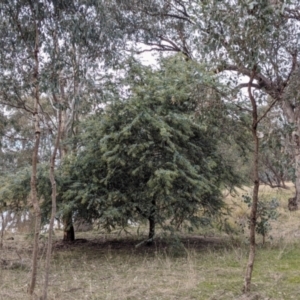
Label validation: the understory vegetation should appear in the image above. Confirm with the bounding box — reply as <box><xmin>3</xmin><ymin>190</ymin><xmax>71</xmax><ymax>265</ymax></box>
<box><xmin>1</xmin><ymin>185</ymin><xmax>300</xmax><ymax>300</ymax></box>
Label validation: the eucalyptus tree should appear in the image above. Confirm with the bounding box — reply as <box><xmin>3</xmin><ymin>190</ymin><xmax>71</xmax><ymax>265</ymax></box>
<box><xmin>0</xmin><ymin>1</ymin><xmax>47</xmax><ymax>294</ymax></box>
<box><xmin>39</xmin><ymin>0</ymin><xmax>127</xmax><ymax>243</ymax></box>
<box><xmin>110</xmin><ymin>0</ymin><xmax>195</xmax><ymax>58</ymax></box>
<box><xmin>0</xmin><ymin>0</ymin><xmax>126</xmax><ymax>297</ymax></box>
<box><xmin>190</xmin><ymin>1</ymin><xmax>298</xmax><ymax>291</ymax></box>
<box><xmin>111</xmin><ymin>0</ymin><xmax>299</xmax><ymax>192</ymax></box>
<box><xmin>108</xmin><ymin>0</ymin><xmax>300</xmax><ymax>291</ymax></box>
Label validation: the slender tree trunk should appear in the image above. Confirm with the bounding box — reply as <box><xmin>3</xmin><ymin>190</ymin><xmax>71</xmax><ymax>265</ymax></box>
<box><xmin>28</xmin><ymin>111</ymin><xmax>42</xmax><ymax>295</ymax></box>
<box><xmin>147</xmin><ymin>200</ymin><xmax>156</xmax><ymax>245</ymax></box>
<box><xmin>148</xmin><ymin>216</ymin><xmax>155</xmax><ymax>240</ymax></box>
<box><xmin>60</xmin><ymin>107</ymin><xmax>76</xmax><ymax>242</ymax></box>
<box><xmin>28</xmin><ymin>16</ymin><xmax>42</xmax><ymax>296</ymax></box>
<box><xmin>243</xmin><ymin>73</ymin><xmax>260</xmax><ymax>293</ymax></box>
<box><xmin>57</xmin><ymin>42</ymin><xmax>80</xmax><ymax>242</ymax></box>
<box><xmin>294</xmin><ymin>122</ymin><xmax>300</xmax><ymax>204</ymax></box>
<box><xmin>244</xmin><ymin>129</ymin><xmax>260</xmax><ymax>292</ymax></box>
<box><xmin>0</xmin><ymin>212</ymin><xmax>4</xmax><ymax>249</ymax></box>
<box><xmin>42</xmin><ymin>108</ymin><xmax>62</xmax><ymax>300</ymax></box>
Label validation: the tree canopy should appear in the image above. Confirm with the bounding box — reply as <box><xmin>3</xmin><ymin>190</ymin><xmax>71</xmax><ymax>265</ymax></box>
<box><xmin>63</xmin><ymin>57</ymin><xmax>240</xmax><ymax>240</ymax></box>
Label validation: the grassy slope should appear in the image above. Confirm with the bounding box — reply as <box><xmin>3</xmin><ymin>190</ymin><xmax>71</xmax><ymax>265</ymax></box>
<box><xmin>1</xmin><ymin>184</ymin><xmax>300</xmax><ymax>300</ymax></box>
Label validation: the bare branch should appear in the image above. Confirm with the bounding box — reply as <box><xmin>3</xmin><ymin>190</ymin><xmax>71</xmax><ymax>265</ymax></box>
<box><xmin>285</xmin><ymin>8</ymin><xmax>300</xmax><ymax>20</ymax></box>
<box><xmin>257</xmin><ymin>99</ymin><xmax>278</xmax><ymax>125</ymax></box>
<box><xmin>235</xmin><ymin>83</ymin><xmax>261</xmax><ymax>90</ymax></box>
<box><xmin>282</xmin><ymin>49</ymin><xmax>299</xmax><ymax>87</ymax></box>
<box><xmin>3</xmin><ymin>134</ymin><xmax>31</xmax><ymax>141</ymax></box>
<box><xmin>217</xmin><ymin>64</ymin><xmax>273</xmax><ymax>89</ymax></box>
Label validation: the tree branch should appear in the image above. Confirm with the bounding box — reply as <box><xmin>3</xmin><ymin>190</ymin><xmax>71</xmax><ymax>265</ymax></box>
<box><xmin>257</xmin><ymin>99</ymin><xmax>278</xmax><ymax>125</ymax></box>
<box><xmin>235</xmin><ymin>83</ymin><xmax>261</xmax><ymax>90</ymax></box>
<box><xmin>217</xmin><ymin>64</ymin><xmax>273</xmax><ymax>89</ymax></box>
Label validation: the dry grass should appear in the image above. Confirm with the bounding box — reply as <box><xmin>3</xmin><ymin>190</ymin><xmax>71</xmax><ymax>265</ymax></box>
<box><xmin>223</xmin><ymin>182</ymin><xmax>300</xmax><ymax>242</ymax></box>
<box><xmin>1</xmin><ymin>183</ymin><xmax>300</xmax><ymax>300</ymax></box>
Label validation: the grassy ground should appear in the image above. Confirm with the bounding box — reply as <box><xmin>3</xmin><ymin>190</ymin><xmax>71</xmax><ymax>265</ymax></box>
<box><xmin>1</xmin><ymin>184</ymin><xmax>300</xmax><ymax>300</ymax></box>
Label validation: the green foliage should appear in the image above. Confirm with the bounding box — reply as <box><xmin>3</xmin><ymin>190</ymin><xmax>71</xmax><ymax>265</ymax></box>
<box><xmin>0</xmin><ymin>168</ymin><xmax>31</xmax><ymax>209</ymax></box>
<box><xmin>0</xmin><ymin>165</ymin><xmax>55</xmax><ymax>223</ymax></box>
<box><xmin>241</xmin><ymin>194</ymin><xmax>279</xmax><ymax>243</ymax></box>
<box><xmin>63</xmin><ymin>57</ymin><xmax>241</xmax><ymax>233</ymax></box>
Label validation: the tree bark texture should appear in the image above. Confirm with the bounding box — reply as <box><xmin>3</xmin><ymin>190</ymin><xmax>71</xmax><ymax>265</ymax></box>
<box><xmin>294</xmin><ymin>119</ymin><xmax>300</xmax><ymax>204</ymax></box>
<box><xmin>42</xmin><ymin>107</ymin><xmax>62</xmax><ymax>300</ymax></box>
<box><xmin>148</xmin><ymin>216</ymin><xmax>155</xmax><ymax>241</ymax></box>
<box><xmin>59</xmin><ymin>60</ymin><xmax>78</xmax><ymax>240</ymax></box>
<box><xmin>61</xmin><ymin>108</ymin><xmax>75</xmax><ymax>242</ymax></box>
<box><xmin>147</xmin><ymin>199</ymin><xmax>156</xmax><ymax>245</ymax></box>
<box><xmin>63</xmin><ymin>212</ymin><xmax>75</xmax><ymax>242</ymax></box>
<box><xmin>243</xmin><ymin>74</ymin><xmax>260</xmax><ymax>293</ymax></box>
<box><xmin>28</xmin><ymin>15</ymin><xmax>42</xmax><ymax>296</ymax></box>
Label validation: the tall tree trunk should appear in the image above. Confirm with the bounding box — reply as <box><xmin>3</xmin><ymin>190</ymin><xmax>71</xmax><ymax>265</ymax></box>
<box><xmin>28</xmin><ymin>16</ymin><xmax>42</xmax><ymax>296</ymax></box>
<box><xmin>59</xmin><ymin>42</ymin><xmax>80</xmax><ymax>242</ymax></box>
<box><xmin>243</xmin><ymin>74</ymin><xmax>260</xmax><ymax>293</ymax></box>
<box><xmin>42</xmin><ymin>108</ymin><xmax>62</xmax><ymax>300</ymax></box>
<box><xmin>60</xmin><ymin>106</ymin><xmax>76</xmax><ymax>242</ymax></box>
<box><xmin>243</xmin><ymin>133</ymin><xmax>259</xmax><ymax>292</ymax></box>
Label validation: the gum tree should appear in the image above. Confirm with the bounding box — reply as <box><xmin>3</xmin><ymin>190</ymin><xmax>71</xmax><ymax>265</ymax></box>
<box><xmin>0</xmin><ymin>1</ymin><xmax>126</xmax><ymax>297</ymax></box>
<box><xmin>109</xmin><ymin>0</ymin><xmax>300</xmax><ymax>291</ymax></box>
<box><xmin>0</xmin><ymin>1</ymin><xmax>45</xmax><ymax>294</ymax></box>
<box><xmin>192</xmin><ymin>2</ymin><xmax>297</xmax><ymax>290</ymax></box>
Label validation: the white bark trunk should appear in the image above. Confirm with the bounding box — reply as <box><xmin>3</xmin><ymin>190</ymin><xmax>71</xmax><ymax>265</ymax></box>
<box><xmin>42</xmin><ymin>108</ymin><xmax>62</xmax><ymax>300</ymax></box>
<box><xmin>28</xmin><ymin>15</ymin><xmax>42</xmax><ymax>296</ymax></box>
